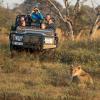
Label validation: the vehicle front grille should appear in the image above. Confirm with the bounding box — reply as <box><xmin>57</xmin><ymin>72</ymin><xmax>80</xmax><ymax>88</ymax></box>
<box><xmin>23</xmin><ymin>35</ymin><xmax>41</xmax><ymax>43</ymax></box>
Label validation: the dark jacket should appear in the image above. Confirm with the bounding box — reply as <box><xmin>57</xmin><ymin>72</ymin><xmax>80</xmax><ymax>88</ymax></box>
<box><xmin>48</xmin><ymin>23</ymin><xmax>56</xmax><ymax>31</ymax></box>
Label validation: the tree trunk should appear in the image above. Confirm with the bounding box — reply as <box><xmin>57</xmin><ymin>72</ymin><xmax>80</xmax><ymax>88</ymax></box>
<box><xmin>73</xmin><ymin>0</ymin><xmax>81</xmax><ymax>15</ymax></box>
<box><xmin>48</xmin><ymin>0</ymin><xmax>74</xmax><ymax>40</ymax></box>
<box><xmin>90</xmin><ymin>15</ymin><xmax>100</xmax><ymax>40</ymax></box>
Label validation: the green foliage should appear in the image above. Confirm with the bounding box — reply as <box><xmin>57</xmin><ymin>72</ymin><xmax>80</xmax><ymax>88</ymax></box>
<box><xmin>72</xmin><ymin>5</ymin><xmax>96</xmax><ymax>34</ymax></box>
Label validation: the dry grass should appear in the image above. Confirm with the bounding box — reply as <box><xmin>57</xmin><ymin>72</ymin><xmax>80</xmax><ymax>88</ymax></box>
<box><xmin>0</xmin><ymin>31</ymin><xmax>100</xmax><ymax>100</ymax></box>
<box><xmin>0</xmin><ymin>33</ymin><xmax>9</xmax><ymax>45</ymax></box>
<box><xmin>91</xmin><ymin>30</ymin><xmax>100</xmax><ymax>40</ymax></box>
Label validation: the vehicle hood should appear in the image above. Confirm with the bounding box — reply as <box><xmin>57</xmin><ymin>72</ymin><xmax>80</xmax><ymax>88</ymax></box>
<box><xmin>12</xmin><ymin>28</ymin><xmax>54</xmax><ymax>36</ymax></box>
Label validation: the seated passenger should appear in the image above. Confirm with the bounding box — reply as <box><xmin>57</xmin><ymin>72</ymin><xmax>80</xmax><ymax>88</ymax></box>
<box><xmin>48</xmin><ymin>18</ymin><xmax>55</xmax><ymax>30</ymax></box>
<box><xmin>44</xmin><ymin>14</ymin><xmax>56</xmax><ymax>31</ymax></box>
<box><xmin>31</xmin><ymin>7</ymin><xmax>44</xmax><ymax>26</ymax></box>
<box><xmin>19</xmin><ymin>17</ymin><xmax>26</xmax><ymax>27</ymax></box>
<box><xmin>41</xmin><ymin>23</ymin><xmax>46</xmax><ymax>29</ymax></box>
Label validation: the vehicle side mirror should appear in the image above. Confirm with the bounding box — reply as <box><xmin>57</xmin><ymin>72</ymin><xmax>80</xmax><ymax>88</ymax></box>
<box><xmin>11</xmin><ymin>25</ymin><xmax>16</xmax><ymax>31</ymax></box>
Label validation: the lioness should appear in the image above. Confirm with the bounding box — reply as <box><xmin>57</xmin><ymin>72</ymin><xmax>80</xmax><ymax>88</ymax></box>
<box><xmin>70</xmin><ymin>65</ymin><xmax>94</xmax><ymax>88</ymax></box>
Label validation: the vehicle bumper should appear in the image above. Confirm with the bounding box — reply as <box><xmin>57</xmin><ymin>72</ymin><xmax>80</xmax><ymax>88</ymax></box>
<box><xmin>11</xmin><ymin>41</ymin><xmax>56</xmax><ymax>50</ymax></box>
<box><xmin>43</xmin><ymin>44</ymin><xmax>56</xmax><ymax>49</ymax></box>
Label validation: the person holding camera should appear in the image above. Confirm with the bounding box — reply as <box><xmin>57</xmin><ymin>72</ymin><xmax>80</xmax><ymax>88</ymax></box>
<box><xmin>31</xmin><ymin>7</ymin><xmax>44</xmax><ymax>26</ymax></box>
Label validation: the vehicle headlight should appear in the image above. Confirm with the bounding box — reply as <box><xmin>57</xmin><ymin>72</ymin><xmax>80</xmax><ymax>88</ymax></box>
<box><xmin>13</xmin><ymin>35</ymin><xmax>23</xmax><ymax>41</ymax></box>
<box><xmin>45</xmin><ymin>37</ymin><xmax>54</xmax><ymax>44</ymax></box>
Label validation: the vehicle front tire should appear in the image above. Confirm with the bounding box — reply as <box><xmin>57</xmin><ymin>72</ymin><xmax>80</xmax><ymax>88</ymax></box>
<box><xmin>10</xmin><ymin>44</ymin><xmax>17</xmax><ymax>58</ymax></box>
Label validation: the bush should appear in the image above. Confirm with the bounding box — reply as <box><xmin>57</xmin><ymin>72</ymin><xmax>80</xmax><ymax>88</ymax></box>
<box><xmin>0</xmin><ymin>7</ymin><xmax>15</xmax><ymax>30</ymax></box>
<box><xmin>55</xmin><ymin>40</ymin><xmax>100</xmax><ymax>65</ymax></box>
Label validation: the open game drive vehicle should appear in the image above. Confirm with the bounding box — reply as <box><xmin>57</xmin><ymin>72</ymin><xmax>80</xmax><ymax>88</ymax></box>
<box><xmin>9</xmin><ymin>15</ymin><xmax>58</xmax><ymax>53</ymax></box>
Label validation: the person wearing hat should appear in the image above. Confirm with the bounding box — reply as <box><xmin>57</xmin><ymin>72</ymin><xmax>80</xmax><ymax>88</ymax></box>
<box><xmin>31</xmin><ymin>7</ymin><xmax>44</xmax><ymax>26</ymax></box>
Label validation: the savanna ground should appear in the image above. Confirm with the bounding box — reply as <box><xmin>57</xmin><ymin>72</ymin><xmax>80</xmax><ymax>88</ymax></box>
<box><xmin>0</xmin><ymin>29</ymin><xmax>100</xmax><ymax>100</ymax></box>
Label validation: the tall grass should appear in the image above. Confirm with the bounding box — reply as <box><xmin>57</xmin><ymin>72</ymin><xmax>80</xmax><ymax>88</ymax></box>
<box><xmin>0</xmin><ymin>38</ymin><xmax>100</xmax><ymax>100</ymax></box>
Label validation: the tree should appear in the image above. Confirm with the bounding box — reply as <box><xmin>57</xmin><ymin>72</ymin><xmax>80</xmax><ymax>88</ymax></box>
<box><xmin>47</xmin><ymin>0</ymin><xmax>87</xmax><ymax>40</ymax></box>
<box><xmin>14</xmin><ymin>0</ymin><xmax>98</xmax><ymax>40</ymax></box>
<box><xmin>90</xmin><ymin>5</ymin><xmax>100</xmax><ymax>40</ymax></box>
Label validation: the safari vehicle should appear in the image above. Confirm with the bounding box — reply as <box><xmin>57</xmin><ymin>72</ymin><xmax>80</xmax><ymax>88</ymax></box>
<box><xmin>9</xmin><ymin>15</ymin><xmax>58</xmax><ymax>53</ymax></box>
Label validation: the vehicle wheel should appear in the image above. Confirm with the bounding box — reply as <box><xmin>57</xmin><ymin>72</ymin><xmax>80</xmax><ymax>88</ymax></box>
<box><xmin>10</xmin><ymin>44</ymin><xmax>17</xmax><ymax>58</ymax></box>
<box><xmin>38</xmin><ymin>45</ymin><xmax>43</xmax><ymax>51</ymax></box>
<box><xmin>10</xmin><ymin>43</ymin><xmax>14</xmax><ymax>51</ymax></box>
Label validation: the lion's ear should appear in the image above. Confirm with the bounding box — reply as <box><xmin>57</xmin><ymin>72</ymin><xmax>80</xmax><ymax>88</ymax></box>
<box><xmin>70</xmin><ymin>65</ymin><xmax>73</xmax><ymax>71</ymax></box>
<box><xmin>77</xmin><ymin>65</ymin><xmax>81</xmax><ymax>69</ymax></box>
<box><xmin>70</xmin><ymin>64</ymin><xmax>74</xmax><ymax>68</ymax></box>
